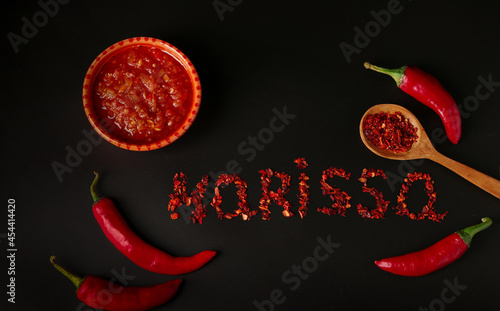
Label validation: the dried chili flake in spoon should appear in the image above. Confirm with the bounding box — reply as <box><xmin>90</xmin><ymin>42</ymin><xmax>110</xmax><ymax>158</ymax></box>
<box><xmin>362</xmin><ymin>111</ymin><xmax>418</xmax><ymax>153</ymax></box>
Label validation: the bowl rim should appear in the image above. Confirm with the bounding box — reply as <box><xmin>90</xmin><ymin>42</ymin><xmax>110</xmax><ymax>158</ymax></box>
<box><xmin>82</xmin><ymin>37</ymin><xmax>202</xmax><ymax>151</ymax></box>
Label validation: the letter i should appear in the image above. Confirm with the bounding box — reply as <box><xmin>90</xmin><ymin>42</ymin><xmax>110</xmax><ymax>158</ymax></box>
<box><xmin>294</xmin><ymin>158</ymin><xmax>310</xmax><ymax>218</ymax></box>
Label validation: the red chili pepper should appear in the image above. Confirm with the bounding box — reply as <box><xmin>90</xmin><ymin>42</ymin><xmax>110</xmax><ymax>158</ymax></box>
<box><xmin>50</xmin><ymin>256</ymin><xmax>181</xmax><ymax>311</ymax></box>
<box><xmin>375</xmin><ymin>217</ymin><xmax>492</xmax><ymax>276</ymax></box>
<box><xmin>91</xmin><ymin>171</ymin><xmax>216</xmax><ymax>275</ymax></box>
<box><xmin>364</xmin><ymin>62</ymin><xmax>462</xmax><ymax>144</ymax></box>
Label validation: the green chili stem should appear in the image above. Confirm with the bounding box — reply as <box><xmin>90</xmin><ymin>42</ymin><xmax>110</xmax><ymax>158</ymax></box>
<box><xmin>91</xmin><ymin>171</ymin><xmax>101</xmax><ymax>203</ymax></box>
<box><xmin>50</xmin><ymin>256</ymin><xmax>84</xmax><ymax>289</ymax></box>
<box><xmin>457</xmin><ymin>217</ymin><xmax>492</xmax><ymax>247</ymax></box>
<box><xmin>364</xmin><ymin>62</ymin><xmax>407</xmax><ymax>87</ymax></box>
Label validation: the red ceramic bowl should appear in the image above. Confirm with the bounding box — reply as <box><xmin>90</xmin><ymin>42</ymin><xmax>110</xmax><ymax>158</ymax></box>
<box><xmin>82</xmin><ymin>37</ymin><xmax>201</xmax><ymax>151</ymax></box>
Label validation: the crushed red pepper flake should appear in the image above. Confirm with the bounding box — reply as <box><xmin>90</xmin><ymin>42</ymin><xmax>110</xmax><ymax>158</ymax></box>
<box><xmin>356</xmin><ymin>168</ymin><xmax>390</xmax><ymax>219</ymax></box>
<box><xmin>363</xmin><ymin>111</ymin><xmax>418</xmax><ymax>153</ymax></box>
<box><xmin>294</xmin><ymin>157</ymin><xmax>310</xmax><ymax>219</ymax></box>
<box><xmin>395</xmin><ymin>172</ymin><xmax>447</xmax><ymax>222</ymax></box>
<box><xmin>258</xmin><ymin>169</ymin><xmax>294</xmax><ymax>220</ymax></box>
<box><xmin>170</xmin><ymin>212</ymin><xmax>180</xmax><ymax>220</ymax></box>
<box><xmin>169</xmin><ymin>162</ymin><xmax>445</xmax><ymax>223</ymax></box>
<box><xmin>211</xmin><ymin>173</ymin><xmax>257</xmax><ymax>220</ymax></box>
<box><xmin>258</xmin><ymin>169</ymin><xmax>272</xmax><ymax>220</ymax></box>
<box><xmin>294</xmin><ymin>157</ymin><xmax>309</xmax><ymax>169</ymax></box>
<box><xmin>297</xmin><ymin>173</ymin><xmax>310</xmax><ymax>219</ymax></box>
<box><xmin>274</xmin><ymin>172</ymin><xmax>294</xmax><ymax>218</ymax></box>
<box><xmin>168</xmin><ymin>172</ymin><xmax>209</xmax><ymax>224</ymax></box>
<box><xmin>318</xmin><ymin>167</ymin><xmax>352</xmax><ymax>216</ymax></box>
<box><xmin>168</xmin><ymin>172</ymin><xmax>188</xmax><ymax>220</ymax></box>
<box><xmin>190</xmin><ymin>175</ymin><xmax>209</xmax><ymax>223</ymax></box>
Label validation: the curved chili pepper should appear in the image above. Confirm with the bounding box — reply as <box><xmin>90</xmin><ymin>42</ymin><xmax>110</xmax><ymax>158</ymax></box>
<box><xmin>364</xmin><ymin>62</ymin><xmax>462</xmax><ymax>144</ymax></box>
<box><xmin>91</xmin><ymin>171</ymin><xmax>216</xmax><ymax>275</ymax></box>
<box><xmin>375</xmin><ymin>217</ymin><xmax>492</xmax><ymax>276</ymax></box>
<box><xmin>50</xmin><ymin>256</ymin><xmax>181</xmax><ymax>311</ymax></box>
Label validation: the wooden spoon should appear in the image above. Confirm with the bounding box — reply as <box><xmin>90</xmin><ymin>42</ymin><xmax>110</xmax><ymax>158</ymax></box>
<box><xmin>359</xmin><ymin>104</ymin><xmax>500</xmax><ymax>199</ymax></box>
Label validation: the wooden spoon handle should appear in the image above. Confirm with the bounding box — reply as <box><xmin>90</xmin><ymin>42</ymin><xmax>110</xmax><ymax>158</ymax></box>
<box><xmin>429</xmin><ymin>151</ymin><xmax>500</xmax><ymax>199</ymax></box>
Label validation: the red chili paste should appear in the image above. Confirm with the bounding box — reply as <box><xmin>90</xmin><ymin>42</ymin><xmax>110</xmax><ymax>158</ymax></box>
<box><xmin>93</xmin><ymin>46</ymin><xmax>193</xmax><ymax>144</ymax></box>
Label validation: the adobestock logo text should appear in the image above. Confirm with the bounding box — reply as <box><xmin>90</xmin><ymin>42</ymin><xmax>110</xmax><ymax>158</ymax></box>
<box><xmin>339</xmin><ymin>0</ymin><xmax>405</xmax><ymax>64</ymax></box>
<box><xmin>7</xmin><ymin>0</ymin><xmax>71</xmax><ymax>54</ymax></box>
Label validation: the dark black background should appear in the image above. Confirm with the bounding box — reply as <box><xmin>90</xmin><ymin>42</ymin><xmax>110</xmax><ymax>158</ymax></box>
<box><xmin>1</xmin><ymin>1</ymin><xmax>499</xmax><ymax>310</ymax></box>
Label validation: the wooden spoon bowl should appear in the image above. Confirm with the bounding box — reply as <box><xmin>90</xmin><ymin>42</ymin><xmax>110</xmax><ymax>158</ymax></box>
<box><xmin>360</xmin><ymin>104</ymin><xmax>500</xmax><ymax>199</ymax></box>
